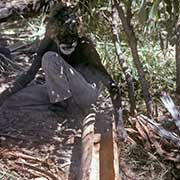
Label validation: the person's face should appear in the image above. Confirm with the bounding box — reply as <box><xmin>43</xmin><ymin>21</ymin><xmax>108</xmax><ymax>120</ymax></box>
<box><xmin>47</xmin><ymin>5</ymin><xmax>80</xmax><ymax>55</ymax></box>
<box><xmin>54</xmin><ymin>6</ymin><xmax>80</xmax><ymax>55</ymax></box>
<box><xmin>56</xmin><ymin>6</ymin><xmax>79</xmax><ymax>44</ymax></box>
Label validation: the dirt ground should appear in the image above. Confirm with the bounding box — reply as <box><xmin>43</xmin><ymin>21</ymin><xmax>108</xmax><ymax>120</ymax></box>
<box><xmin>0</xmin><ymin>68</ymin><xmax>180</xmax><ymax>180</ymax></box>
<box><xmin>0</xmin><ymin>41</ymin><xmax>84</xmax><ymax>179</ymax></box>
<box><xmin>0</xmin><ymin>93</ymin><xmax>83</xmax><ymax>180</ymax></box>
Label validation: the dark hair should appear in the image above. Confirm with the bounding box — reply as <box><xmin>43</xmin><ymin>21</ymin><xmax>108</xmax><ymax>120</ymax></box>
<box><xmin>45</xmin><ymin>3</ymin><xmax>83</xmax><ymax>40</ymax></box>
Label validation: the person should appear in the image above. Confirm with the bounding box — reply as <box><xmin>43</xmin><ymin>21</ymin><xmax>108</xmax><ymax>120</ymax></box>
<box><xmin>0</xmin><ymin>3</ymin><xmax>120</xmax><ymax>118</ymax></box>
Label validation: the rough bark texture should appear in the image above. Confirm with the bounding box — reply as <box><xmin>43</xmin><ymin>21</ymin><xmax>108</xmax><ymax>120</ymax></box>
<box><xmin>114</xmin><ymin>0</ymin><xmax>153</xmax><ymax>115</ymax></box>
<box><xmin>172</xmin><ymin>1</ymin><xmax>180</xmax><ymax>95</ymax></box>
<box><xmin>111</xmin><ymin>3</ymin><xmax>136</xmax><ymax>114</ymax></box>
<box><xmin>80</xmin><ymin>107</ymin><xmax>121</xmax><ymax>180</ymax></box>
<box><xmin>176</xmin><ymin>26</ymin><xmax>180</xmax><ymax>95</ymax></box>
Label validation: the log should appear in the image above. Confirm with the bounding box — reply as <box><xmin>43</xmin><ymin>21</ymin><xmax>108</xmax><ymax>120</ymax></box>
<box><xmin>99</xmin><ymin>121</ymin><xmax>120</xmax><ymax>180</ymax></box>
<box><xmin>80</xmin><ymin>112</ymin><xmax>98</xmax><ymax>180</ymax></box>
<box><xmin>80</xmin><ymin>111</ymin><xmax>121</xmax><ymax>180</ymax></box>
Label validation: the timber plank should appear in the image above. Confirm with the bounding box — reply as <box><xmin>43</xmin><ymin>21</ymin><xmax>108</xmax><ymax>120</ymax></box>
<box><xmin>80</xmin><ymin>111</ymin><xmax>120</xmax><ymax>180</ymax></box>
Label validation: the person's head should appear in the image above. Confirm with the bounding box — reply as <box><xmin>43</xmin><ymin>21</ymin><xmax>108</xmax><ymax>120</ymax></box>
<box><xmin>46</xmin><ymin>3</ymin><xmax>82</xmax><ymax>44</ymax></box>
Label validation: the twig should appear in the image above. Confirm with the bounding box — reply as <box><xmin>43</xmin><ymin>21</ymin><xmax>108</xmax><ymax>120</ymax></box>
<box><xmin>0</xmin><ymin>133</ymin><xmax>39</xmax><ymax>143</ymax></box>
<box><xmin>0</xmin><ymin>53</ymin><xmax>23</xmax><ymax>72</ymax></box>
<box><xmin>1</xmin><ymin>150</ymin><xmax>44</xmax><ymax>163</ymax></box>
<box><xmin>15</xmin><ymin>161</ymin><xmax>58</xmax><ymax>180</ymax></box>
<box><xmin>8</xmin><ymin>42</ymin><xmax>32</xmax><ymax>52</ymax></box>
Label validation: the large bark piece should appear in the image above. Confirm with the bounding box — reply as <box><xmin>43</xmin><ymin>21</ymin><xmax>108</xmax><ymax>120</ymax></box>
<box><xmin>80</xmin><ymin>111</ymin><xmax>121</xmax><ymax>180</ymax></box>
<box><xmin>80</xmin><ymin>112</ymin><xmax>97</xmax><ymax>180</ymax></box>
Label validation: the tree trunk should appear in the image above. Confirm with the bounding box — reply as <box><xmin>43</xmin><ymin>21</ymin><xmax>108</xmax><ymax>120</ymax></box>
<box><xmin>114</xmin><ymin>0</ymin><xmax>153</xmax><ymax>115</ymax></box>
<box><xmin>129</xmin><ymin>36</ymin><xmax>153</xmax><ymax>114</ymax></box>
<box><xmin>111</xmin><ymin>2</ymin><xmax>136</xmax><ymax>114</ymax></box>
<box><xmin>172</xmin><ymin>0</ymin><xmax>180</xmax><ymax>95</ymax></box>
<box><xmin>176</xmin><ymin>25</ymin><xmax>180</xmax><ymax>95</ymax></box>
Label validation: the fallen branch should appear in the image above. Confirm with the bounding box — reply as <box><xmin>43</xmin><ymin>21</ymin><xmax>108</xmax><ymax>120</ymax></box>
<box><xmin>0</xmin><ymin>150</ymin><xmax>44</xmax><ymax>163</ymax></box>
<box><xmin>15</xmin><ymin>161</ymin><xmax>58</xmax><ymax>180</ymax></box>
<box><xmin>0</xmin><ymin>53</ymin><xmax>22</xmax><ymax>73</ymax></box>
<box><xmin>0</xmin><ymin>133</ymin><xmax>39</xmax><ymax>142</ymax></box>
<box><xmin>139</xmin><ymin>114</ymin><xmax>180</xmax><ymax>147</ymax></box>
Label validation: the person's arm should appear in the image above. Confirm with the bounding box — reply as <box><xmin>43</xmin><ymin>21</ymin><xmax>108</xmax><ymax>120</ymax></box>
<box><xmin>82</xmin><ymin>40</ymin><xmax>127</xmax><ymax>140</ymax></box>
<box><xmin>0</xmin><ymin>37</ymin><xmax>52</xmax><ymax>106</ymax></box>
<box><xmin>81</xmin><ymin>40</ymin><xmax>120</xmax><ymax>99</ymax></box>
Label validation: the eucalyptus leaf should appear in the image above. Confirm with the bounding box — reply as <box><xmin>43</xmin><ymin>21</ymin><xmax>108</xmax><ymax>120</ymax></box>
<box><xmin>138</xmin><ymin>0</ymin><xmax>147</xmax><ymax>24</ymax></box>
<box><xmin>149</xmin><ymin>0</ymin><xmax>161</xmax><ymax>21</ymax></box>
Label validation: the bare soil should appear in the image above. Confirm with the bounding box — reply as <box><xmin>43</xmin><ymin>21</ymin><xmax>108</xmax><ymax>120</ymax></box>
<box><xmin>0</xmin><ymin>94</ymin><xmax>82</xmax><ymax>180</ymax></box>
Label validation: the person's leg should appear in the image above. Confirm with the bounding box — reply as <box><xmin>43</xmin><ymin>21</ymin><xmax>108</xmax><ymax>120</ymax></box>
<box><xmin>42</xmin><ymin>51</ymin><xmax>100</xmax><ymax>110</ymax></box>
<box><xmin>0</xmin><ymin>84</ymin><xmax>50</xmax><ymax>110</ymax></box>
<box><xmin>42</xmin><ymin>52</ymin><xmax>72</xmax><ymax>103</ymax></box>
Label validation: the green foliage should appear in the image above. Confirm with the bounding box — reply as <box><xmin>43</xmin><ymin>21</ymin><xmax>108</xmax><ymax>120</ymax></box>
<box><xmin>148</xmin><ymin>0</ymin><xmax>161</xmax><ymax>21</ymax></box>
<box><xmin>138</xmin><ymin>0</ymin><xmax>147</xmax><ymax>24</ymax></box>
<box><xmin>137</xmin><ymin>0</ymin><xmax>180</xmax><ymax>46</ymax></box>
<box><xmin>82</xmin><ymin>0</ymin><xmax>176</xmax><ymax>97</ymax></box>
<box><xmin>1</xmin><ymin>14</ymin><xmax>46</xmax><ymax>43</ymax></box>
<box><xmin>21</xmin><ymin>14</ymin><xmax>46</xmax><ymax>42</ymax></box>
<box><xmin>1</xmin><ymin>0</ymin><xmax>177</xmax><ymax>98</ymax></box>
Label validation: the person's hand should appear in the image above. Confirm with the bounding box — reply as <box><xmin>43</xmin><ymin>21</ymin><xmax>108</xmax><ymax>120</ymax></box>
<box><xmin>110</xmin><ymin>82</ymin><xmax>119</xmax><ymax>93</ymax></box>
<box><xmin>109</xmin><ymin>82</ymin><xmax>121</xmax><ymax>106</ymax></box>
<box><xmin>108</xmin><ymin>81</ymin><xmax>119</xmax><ymax>98</ymax></box>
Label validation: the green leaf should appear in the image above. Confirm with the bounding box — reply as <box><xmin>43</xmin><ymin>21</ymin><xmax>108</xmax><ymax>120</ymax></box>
<box><xmin>138</xmin><ymin>0</ymin><xmax>147</xmax><ymax>24</ymax></box>
<box><xmin>149</xmin><ymin>0</ymin><xmax>161</xmax><ymax>21</ymax></box>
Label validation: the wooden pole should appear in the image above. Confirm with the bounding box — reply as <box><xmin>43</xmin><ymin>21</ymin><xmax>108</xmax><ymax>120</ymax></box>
<box><xmin>80</xmin><ymin>112</ymin><xmax>121</xmax><ymax>180</ymax></box>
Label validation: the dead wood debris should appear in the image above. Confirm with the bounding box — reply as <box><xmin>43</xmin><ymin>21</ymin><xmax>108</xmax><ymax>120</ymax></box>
<box><xmin>0</xmin><ymin>148</ymin><xmax>67</xmax><ymax>180</ymax></box>
<box><xmin>127</xmin><ymin>113</ymin><xmax>180</xmax><ymax>170</ymax></box>
<box><xmin>125</xmin><ymin>93</ymin><xmax>180</xmax><ymax>172</ymax></box>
